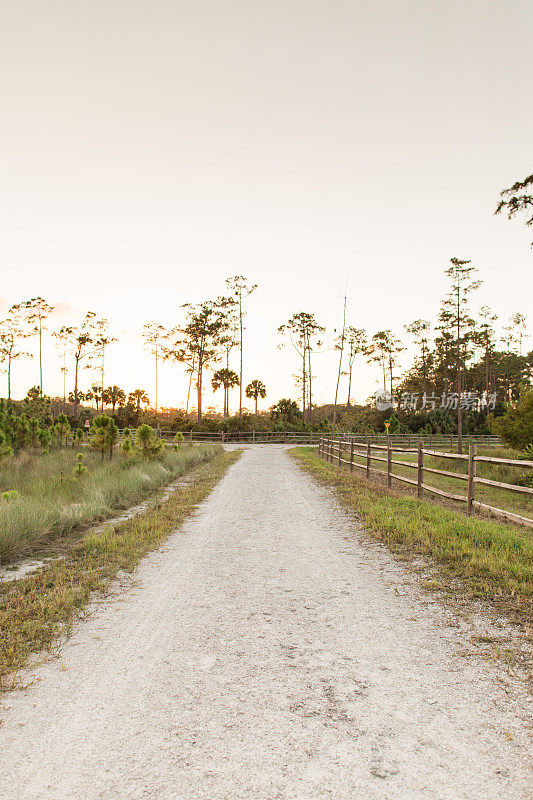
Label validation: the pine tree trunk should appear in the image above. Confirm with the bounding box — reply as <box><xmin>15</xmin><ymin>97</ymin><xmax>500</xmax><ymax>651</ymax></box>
<box><xmin>457</xmin><ymin>289</ymin><xmax>463</xmax><ymax>454</ymax></box>
<box><xmin>302</xmin><ymin>348</ymin><xmax>306</xmax><ymax>421</ymax></box>
<box><xmin>74</xmin><ymin>358</ymin><xmax>79</xmax><ymax>419</ymax></box>
<box><xmin>239</xmin><ymin>295</ymin><xmax>243</xmax><ymax>418</ymax></box>
<box><xmin>308</xmin><ymin>343</ymin><xmax>313</xmax><ymax>421</ymax></box>
<box><xmin>39</xmin><ymin>318</ymin><xmax>43</xmax><ymax>396</ymax></box>
<box><xmin>197</xmin><ymin>366</ymin><xmax>203</xmax><ymax>422</ymax></box>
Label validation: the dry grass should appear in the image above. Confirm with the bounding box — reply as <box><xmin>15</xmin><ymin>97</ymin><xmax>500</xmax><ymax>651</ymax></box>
<box><xmin>0</xmin><ymin>445</ymin><xmax>222</xmax><ymax>564</ymax></box>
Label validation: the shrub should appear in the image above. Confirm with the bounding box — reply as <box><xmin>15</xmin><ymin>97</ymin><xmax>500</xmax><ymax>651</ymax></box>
<box><xmin>74</xmin><ymin>452</ymin><xmax>88</xmax><ymax>477</ymax></box>
<box><xmin>55</xmin><ymin>413</ymin><xmax>71</xmax><ymax>447</ymax></box>
<box><xmin>121</xmin><ymin>428</ymin><xmax>134</xmax><ymax>459</ymax></box>
<box><xmin>135</xmin><ymin>424</ymin><xmax>165</xmax><ymax>459</ymax></box>
<box><xmin>1</xmin><ymin>490</ymin><xmax>19</xmax><ymax>502</ymax></box>
<box><xmin>490</xmin><ymin>390</ymin><xmax>533</xmax><ymax>450</ymax></box>
<box><xmin>38</xmin><ymin>427</ymin><xmax>51</xmax><ymax>453</ymax></box>
<box><xmin>0</xmin><ymin>431</ymin><xmax>13</xmax><ymax>460</ymax></box>
<box><xmin>90</xmin><ymin>414</ymin><xmax>119</xmax><ymax>461</ymax></box>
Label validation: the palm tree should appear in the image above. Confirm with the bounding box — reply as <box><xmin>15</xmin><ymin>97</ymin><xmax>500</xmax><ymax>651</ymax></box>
<box><xmin>91</xmin><ymin>384</ymin><xmax>103</xmax><ymax>413</ymax></box>
<box><xmin>212</xmin><ymin>368</ymin><xmax>239</xmax><ymax>417</ymax></box>
<box><xmin>245</xmin><ymin>379</ymin><xmax>267</xmax><ymax>415</ymax></box>
<box><xmin>128</xmin><ymin>388</ymin><xmax>150</xmax><ymax>412</ymax></box>
<box><xmin>105</xmin><ymin>385</ymin><xmax>126</xmax><ymax>414</ymax></box>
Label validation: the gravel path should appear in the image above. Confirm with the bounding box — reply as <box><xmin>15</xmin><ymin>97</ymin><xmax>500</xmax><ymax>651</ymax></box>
<box><xmin>1</xmin><ymin>446</ymin><xmax>531</xmax><ymax>799</ymax></box>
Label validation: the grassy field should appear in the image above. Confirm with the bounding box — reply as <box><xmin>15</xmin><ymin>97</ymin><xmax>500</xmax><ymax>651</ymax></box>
<box><xmin>331</xmin><ymin>443</ymin><xmax>533</xmax><ymax>520</ymax></box>
<box><xmin>0</xmin><ymin>448</ymin><xmax>241</xmax><ymax>689</ymax></box>
<box><xmin>291</xmin><ymin>447</ymin><xmax>533</xmax><ymax>623</ymax></box>
<box><xmin>0</xmin><ymin>445</ymin><xmax>223</xmax><ymax>564</ymax></box>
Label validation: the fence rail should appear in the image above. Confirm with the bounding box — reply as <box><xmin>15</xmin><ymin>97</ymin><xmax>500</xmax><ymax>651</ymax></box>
<box><xmin>318</xmin><ymin>435</ymin><xmax>533</xmax><ymax>529</ymax></box>
<box><xmin>118</xmin><ymin>429</ymin><xmax>501</xmax><ymax>447</ymax></box>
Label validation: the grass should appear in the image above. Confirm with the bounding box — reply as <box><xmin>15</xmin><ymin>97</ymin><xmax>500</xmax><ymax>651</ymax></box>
<box><xmin>0</xmin><ymin>448</ymin><xmax>241</xmax><ymax>690</ymax></box>
<box><xmin>291</xmin><ymin>447</ymin><xmax>533</xmax><ymax>622</ymax></box>
<box><xmin>333</xmin><ymin>443</ymin><xmax>533</xmax><ymax>519</ymax></box>
<box><xmin>0</xmin><ymin>445</ymin><xmax>224</xmax><ymax>564</ymax></box>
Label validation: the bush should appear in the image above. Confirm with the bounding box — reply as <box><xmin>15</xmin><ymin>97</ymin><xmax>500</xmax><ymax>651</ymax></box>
<box><xmin>135</xmin><ymin>424</ymin><xmax>165</xmax><ymax>459</ymax></box>
<box><xmin>1</xmin><ymin>490</ymin><xmax>19</xmax><ymax>502</ymax></box>
<box><xmin>490</xmin><ymin>390</ymin><xmax>533</xmax><ymax>450</ymax></box>
<box><xmin>0</xmin><ymin>430</ymin><xmax>13</xmax><ymax>460</ymax></box>
<box><xmin>90</xmin><ymin>414</ymin><xmax>119</xmax><ymax>460</ymax></box>
<box><xmin>121</xmin><ymin>428</ymin><xmax>134</xmax><ymax>459</ymax></box>
<box><xmin>74</xmin><ymin>452</ymin><xmax>88</xmax><ymax>477</ymax></box>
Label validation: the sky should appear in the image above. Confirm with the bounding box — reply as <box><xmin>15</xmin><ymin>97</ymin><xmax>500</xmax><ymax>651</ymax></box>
<box><xmin>0</xmin><ymin>0</ymin><xmax>531</xmax><ymax>412</ymax></box>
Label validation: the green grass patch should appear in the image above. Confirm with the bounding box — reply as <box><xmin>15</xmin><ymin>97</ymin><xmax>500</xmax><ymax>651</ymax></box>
<box><xmin>291</xmin><ymin>447</ymin><xmax>533</xmax><ymax>621</ymax></box>
<box><xmin>0</xmin><ymin>449</ymin><xmax>241</xmax><ymax>690</ymax></box>
<box><xmin>0</xmin><ymin>445</ymin><xmax>223</xmax><ymax>564</ymax></box>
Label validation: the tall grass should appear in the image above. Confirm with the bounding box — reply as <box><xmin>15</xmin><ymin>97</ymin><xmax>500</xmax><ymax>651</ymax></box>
<box><xmin>0</xmin><ymin>445</ymin><xmax>221</xmax><ymax>564</ymax></box>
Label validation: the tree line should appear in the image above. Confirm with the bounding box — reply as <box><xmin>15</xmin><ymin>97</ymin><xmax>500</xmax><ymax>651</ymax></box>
<box><xmin>0</xmin><ymin>174</ymin><xmax>531</xmax><ymax>443</ymax></box>
<box><xmin>1</xmin><ymin>267</ymin><xmax>530</xmax><ymax>434</ymax></box>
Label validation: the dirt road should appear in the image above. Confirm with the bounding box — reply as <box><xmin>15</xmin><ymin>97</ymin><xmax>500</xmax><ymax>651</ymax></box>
<box><xmin>1</xmin><ymin>446</ymin><xmax>531</xmax><ymax>799</ymax></box>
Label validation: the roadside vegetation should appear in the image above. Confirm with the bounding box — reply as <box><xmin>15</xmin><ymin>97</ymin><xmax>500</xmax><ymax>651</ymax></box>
<box><xmin>291</xmin><ymin>448</ymin><xmax>533</xmax><ymax>622</ymax></box>
<box><xmin>0</xmin><ymin>425</ymin><xmax>222</xmax><ymax>564</ymax></box>
<box><xmin>0</xmin><ymin>448</ymin><xmax>241</xmax><ymax>690</ymax></box>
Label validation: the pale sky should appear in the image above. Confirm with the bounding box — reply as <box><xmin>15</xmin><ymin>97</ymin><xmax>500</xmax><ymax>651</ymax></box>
<box><xmin>1</xmin><ymin>0</ymin><xmax>531</xmax><ymax>411</ymax></box>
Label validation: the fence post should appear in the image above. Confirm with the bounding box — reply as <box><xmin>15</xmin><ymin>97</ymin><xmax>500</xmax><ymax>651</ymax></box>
<box><xmin>189</xmin><ymin>430</ymin><xmax>193</xmax><ymax>443</ymax></box>
<box><xmin>417</xmin><ymin>441</ymin><xmax>423</xmax><ymax>498</ymax></box>
<box><xmin>467</xmin><ymin>444</ymin><xmax>476</xmax><ymax>516</ymax></box>
<box><xmin>252</xmin><ymin>429</ymin><xmax>255</xmax><ymax>444</ymax></box>
<box><xmin>366</xmin><ymin>441</ymin><xmax>371</xmax><ymax>479</ymax></box>
<box><xmin>387</xmin><ymin>439</ymin><xmax>392</xmax><ymax>488</ymax></box>
<box><xmin>338</xmin><ymin>438</ymin><xmax>342</xmax><ymax>468</ymax></box>
<box><xmin>350</xmin><ymin>437</ymin><xmax>354</xmax><ymax>473</ymax></box>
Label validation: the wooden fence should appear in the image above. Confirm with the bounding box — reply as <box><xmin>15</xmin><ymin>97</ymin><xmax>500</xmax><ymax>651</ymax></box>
<box><xmin>318</xmin><ymin>435</ymin><xmax>533</xmax><ymax>529</ymax></box>
<box><xmin>132</xmin><ymin>430</ymin><xmax>500</xmax><ymax>447</ymax></box>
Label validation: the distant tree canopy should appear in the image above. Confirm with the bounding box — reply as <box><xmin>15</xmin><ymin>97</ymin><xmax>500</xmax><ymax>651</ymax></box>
<box><xmin>271</xmin><ymin>398</ymin><xmax>302</xmax><ymax>425</ymax></box>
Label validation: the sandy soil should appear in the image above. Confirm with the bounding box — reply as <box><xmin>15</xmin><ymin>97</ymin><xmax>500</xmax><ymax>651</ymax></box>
<box><xmin>1</xmin><ymin>445</ymin><xmax>531</xmax><ymax>799</ymax></box>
